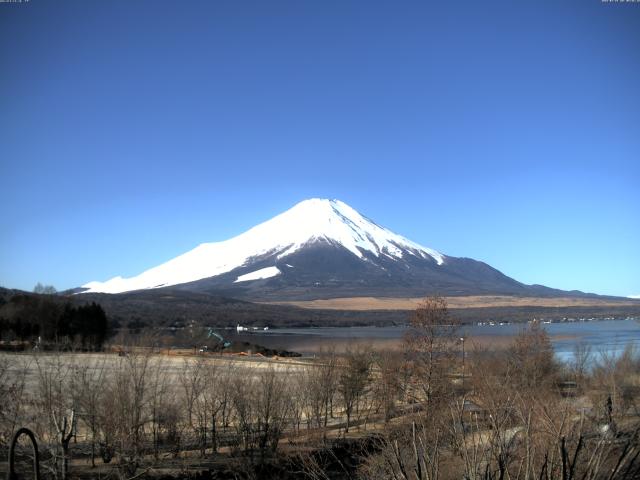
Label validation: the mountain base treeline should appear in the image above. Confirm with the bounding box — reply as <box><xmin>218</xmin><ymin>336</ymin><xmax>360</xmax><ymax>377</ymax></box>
<box><xmin>0</xmin><ymin>291</ymin><xmax>111</xmax><ymax>350</ymax></box>
<box><xmin>72</xmin><ymin>289</ymin><xmax>640</xmax><ymax>329</ymax></box>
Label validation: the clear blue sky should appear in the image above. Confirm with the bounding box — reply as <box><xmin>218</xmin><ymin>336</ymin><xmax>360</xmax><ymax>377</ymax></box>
<box><xmin>1</xmin><ymin>0</ymin><xmax>638</xmax><ymax>297</ymax></box>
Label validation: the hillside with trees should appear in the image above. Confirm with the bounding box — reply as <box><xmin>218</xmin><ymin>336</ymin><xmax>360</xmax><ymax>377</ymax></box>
<box><xmin>0</xmin><ymin>290</ymin><xmax>111</xmax><ymax>350</ymax></box>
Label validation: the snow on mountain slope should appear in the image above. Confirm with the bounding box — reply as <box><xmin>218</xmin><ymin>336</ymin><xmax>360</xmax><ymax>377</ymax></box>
<box><xmin>234</xmin><ymin>266</ymin><xmax>281</xmax><ymax>283</ymax></box>
<box><xmin>81</xmin><ymin>198</ymin><xmax>445</xmax><ymax>294</ymax></box>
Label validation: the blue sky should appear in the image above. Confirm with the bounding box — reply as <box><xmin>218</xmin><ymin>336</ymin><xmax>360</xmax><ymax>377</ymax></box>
<box><xmin>1</xmin><ymin>0</ymin><xmax>638</xmax><ymax>297</ymax></box>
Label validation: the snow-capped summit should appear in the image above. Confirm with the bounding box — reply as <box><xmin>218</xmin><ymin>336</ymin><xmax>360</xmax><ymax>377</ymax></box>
<box><xmin>81</xmin><ymin>198</ymin><xmax>553</xmax><ymax>300</ymax></box>
<box><xmin>81</xmin><ymin>199</ymin><xmax>445</xmax><ymax>294</ymax></box>
<box><xmin>246</xmin><ymin>198</ymin><xmax>445</xmax><ymax>264</ymax></box>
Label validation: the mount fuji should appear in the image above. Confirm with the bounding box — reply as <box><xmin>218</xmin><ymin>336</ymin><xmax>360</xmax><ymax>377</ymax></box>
<box><xmin>80</xmin><ymin>199</ymin><xmax>572</xmax><ymax>300</ymax></box>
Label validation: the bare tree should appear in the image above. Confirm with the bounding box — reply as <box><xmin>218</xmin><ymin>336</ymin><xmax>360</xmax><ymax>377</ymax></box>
<box><xmin>404</xmin><ymin>295</ymin><xmax>458</xmax><ymax>407</ymax></box>
<box><xmin>108</xmin><ymin>351</ymin><xmax>153</xmax><ymax>476</ymax></box>
<box><xmin>53</xmin><ymin>410</ymin><xmax>75</xmax><ymax>480</ymax></box>
<box><xmin>180</xmin><ymin>357</ymin><xmax>207</xmax><ymax>455</ymax></box>
<box><xmin>288</xmin><ymin>370</ymin><xmax>307</xmax><ymax>436</ymax></box>
<box><xmin>338</xmin><ymin>345</ymin><xmax>372</xmax><ymax>433</ymax></box>
<box><xmin>201</xmin><ymin>360</ymin><xmax>223</xmax><ymax>454</ymax></box>
<box><xmin>33</xmin><ymin>353</ymin><xmax>79</xmax><ymax>480</ymax></box>
<box><xmin>254</xmin><ymin>366</ymin><xmax>291</xmax><ymax>460</ymax></box>
<box><xmin>0</xmin><ymin>354</ymin><xmax>30</xmax><ymax>449</ymax></box>
<box><xmin>303</xmin><ymin>350</ymin><xmax>338</xmax><ymax>440</ymax></box>
<box><xmin>364</xmin><ymin>417</ymin><xmax>447</xmax><ymax>480</ymax></box>
<box><xmin>156</xmin><ymin>399</ymin><xmax>182</xmax><ymax>458</ymax></box>
<box><xmin>507</xmin><ymin>321</ymin><xmax>558</xmax><ymax>392</ymax></box>
<box><xmin>373</xmin><ymin>351</ymin><xmax>407</xmax><ymax>423</ymax></box>
<box><xmin>33</xmin><ymin>283</ymin><xmax>57</xmax><ymax>295</ymax></box>
<box><xmin>571</xmin><ymin>341</ymin><xmax>592</xmax><ymax>390</ymax></box>
<box><xmin>212</xmin><ymin>360</ymin><xmax>236</xmax><ymax>451</ymax></box>
<box><xmin>230</xmin><ymin>370</ymin><xmax>255</xmax><ymax>457</ymax></box>
<box><xmin>71</xmin><ymin>358</ymin><xmax>108</xmax><ymax>468</ymax></box>
<box><xmin>147</xmin><ymin>355</ymin><xmax>170</xmax><ymax>460</ymax></box>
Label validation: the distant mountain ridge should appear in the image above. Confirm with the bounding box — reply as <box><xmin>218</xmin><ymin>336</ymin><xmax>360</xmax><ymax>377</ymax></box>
<box><xmin>80</xmin><ymin>198</ymin><xmax>601</xmax><ymax>300</ymax></box>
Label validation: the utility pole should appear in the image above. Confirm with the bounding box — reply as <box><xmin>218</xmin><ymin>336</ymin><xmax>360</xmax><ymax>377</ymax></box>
<box><xmin>459</xmin><ymin>336</ymin><xmax>466</xmax><ymax>392</ymax></box>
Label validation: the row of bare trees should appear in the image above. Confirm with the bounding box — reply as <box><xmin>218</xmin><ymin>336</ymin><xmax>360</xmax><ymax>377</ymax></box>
<box><xmin>0</xmin><ymin>345</ymin><xmax>403</xmax><ymax>478</ymax></box>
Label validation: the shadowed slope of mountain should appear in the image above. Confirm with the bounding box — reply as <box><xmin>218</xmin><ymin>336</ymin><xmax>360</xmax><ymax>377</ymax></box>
<box><xmin>166</xmin><ymin>242</ymin><xmax>588</xmax><ymax>301</ymax></box>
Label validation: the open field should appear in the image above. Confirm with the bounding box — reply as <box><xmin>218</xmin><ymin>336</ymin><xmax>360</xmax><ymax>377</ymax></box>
<box><xmin>266</xmin><ymin>295</ymin><xmax>640</xmax><ymax>311</ymax></box>
<box><xmin>2</xmin><ymin>349</ymin><xmax>313</xmax><ymax>380</ymax></box>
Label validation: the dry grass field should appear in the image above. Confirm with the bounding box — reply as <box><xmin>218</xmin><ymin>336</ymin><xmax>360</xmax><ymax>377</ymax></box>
<box><xmin>266</xmin><ymin>295</ymin><xmax>640</xmax><ymax>311</ymax></box>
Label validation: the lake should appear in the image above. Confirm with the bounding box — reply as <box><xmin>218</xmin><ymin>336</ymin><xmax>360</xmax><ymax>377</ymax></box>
<box><xmin>229</xmin><ymin>318</ymin><xmax>640</xmax><ymax>363</ymax></box>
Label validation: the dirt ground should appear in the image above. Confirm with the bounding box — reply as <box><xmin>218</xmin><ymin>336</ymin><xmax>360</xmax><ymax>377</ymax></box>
<box><xmin>1</xmin><ymin>350</ymin><xmax>314</xmax><ymax>395</ymax></box>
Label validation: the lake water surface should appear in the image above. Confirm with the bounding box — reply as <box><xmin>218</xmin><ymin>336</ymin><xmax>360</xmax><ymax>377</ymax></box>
<box><xmin>230</xmin><ymin>319</ymin><xmax>640</xmax><ymax>363</ymax></box>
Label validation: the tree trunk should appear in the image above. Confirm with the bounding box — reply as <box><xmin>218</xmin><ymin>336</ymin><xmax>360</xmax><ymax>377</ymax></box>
<box><xmin>211</xmin><ymin>415</ymin><xmax>218</xmax><ymax>453</ymax></box>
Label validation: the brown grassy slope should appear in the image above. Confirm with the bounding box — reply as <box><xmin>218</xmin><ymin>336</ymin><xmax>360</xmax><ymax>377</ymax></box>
<box><xmin>265</xmin><ymin>295</ymin><xmax>640</xmax><ymax>311</ymax></box>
